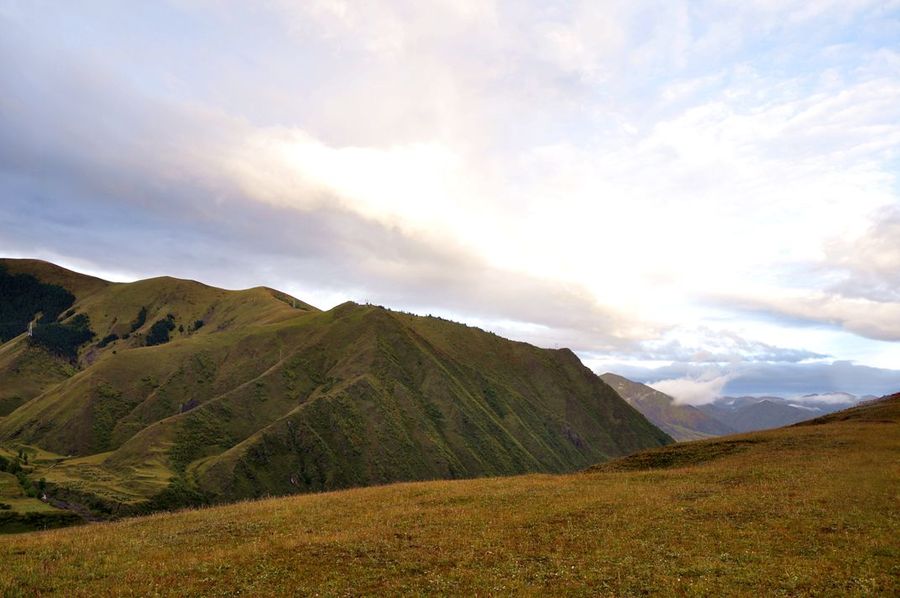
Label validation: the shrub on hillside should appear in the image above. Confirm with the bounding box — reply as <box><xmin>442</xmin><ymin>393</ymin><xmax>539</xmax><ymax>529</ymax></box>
<box><xmin>146</xmin><ymin>316</ymin><xmax>176</xmax><ymax>346</ymax></box>
<box><xmin>0</xmin><ymin>454</ymin><xmax>21</xmax><ymax>474</ymax></box>
<box><xmin>97</xmin><ymin>333</ymin><xmax>119</xmax><ymax>348</ymax></box>
<box><xmin>30</xmin><ymin>313</ymin><xmax>94</xmax><ymax>361</ymax></box>
<box><xmin>129</xmin><ymin>306</ymin><xmax>148</xmax><ymax>333</ymax></box>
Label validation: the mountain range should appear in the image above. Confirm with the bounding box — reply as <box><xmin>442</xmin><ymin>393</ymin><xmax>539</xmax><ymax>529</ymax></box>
<box><xmin>0</xmin><ymin>258</ymin><xmax>671</xmax><ymax>516</ymax></box>
<box><xmin>696</xmin><ymin>394</ymin><xmax>864</xmax><ymax>433</ymax></box>
<box><xmin>598</xmin><ymin>373</ymin><xmax>735</xmax><ymax>441</ymax></box>
<box><xmin>598</xmin><ymin>373</ymin><xmax>868</xmax><ymax>437</ymax></box>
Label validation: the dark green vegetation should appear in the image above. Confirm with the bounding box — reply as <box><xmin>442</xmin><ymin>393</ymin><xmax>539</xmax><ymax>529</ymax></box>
<box><xmin>600</xmin><ymin>373</ymin><xmax>735</xmax><ymax>441</ymax></box>
<box><xmin>128</xmin><ymin>306</ymin><xmax>148</xmax><ymax>334</ymax></box>
<box><xmin>0</xmin><ymin>394</ymin><xmax>896</xmax><ymax>595</ymax></box>
<box><xmin>0</xmin><ymin>450</ymin><xmax>82</xmax><ymax>533</ymax></box>
<box><xmin>29</xmin><ymin>313</ymin><xmax>95</xmax><ymax>361</ymax></box>
<box><xmin>0</xmin><ymin>263</ymin><xmax>75</xmax><ymax>342</ymax></box>
<box><xmin>0</xmin><ymin>262</ymin><xmax>96</xmax><ymax>361</ymax></box>
<box><xmin>145</xmin><ymin>314</ymin><xmax>176</xmax><ymax>346</ymax></box>
<box><xmin>0</xmin><ymin>258</ymin><xmax>670</xmax><ymax>519</ymax></box>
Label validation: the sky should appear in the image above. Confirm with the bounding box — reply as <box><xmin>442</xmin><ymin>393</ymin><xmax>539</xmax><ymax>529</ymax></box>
<box><xmin>1</xmin><ymin>1</ymin><xmax>899</xmax><ymax>403</ymax></box>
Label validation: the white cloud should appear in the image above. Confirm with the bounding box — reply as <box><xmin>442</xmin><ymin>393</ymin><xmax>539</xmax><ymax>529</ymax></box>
<box><xmin>649</xmin><ymin>373</ymin><xmax>734</xmax><ymax>405</ymax></box>
<box><xmin>226</xmin><ymin>128</ymin><xmax>470</xmax><ymax>238</ymax></box>
<box><xmin>794</xmin><ymin>392</ymin><xmax>857</xmax><ymax>405</ymax></box>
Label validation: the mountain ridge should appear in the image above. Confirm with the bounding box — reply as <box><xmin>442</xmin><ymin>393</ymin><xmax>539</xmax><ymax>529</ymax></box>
<box><xmin>0</xmin><ymin>258</ymin><xmax>672</xmax><ymax>516</ymax></box>
<box><xmin>699</xmin><ymin>393</ymin><xmax>861</xmax><ymax>432</ymax></box>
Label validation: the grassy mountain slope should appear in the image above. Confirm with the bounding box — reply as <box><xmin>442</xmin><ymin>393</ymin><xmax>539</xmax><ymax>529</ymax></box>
<box><xmin>0</xmin><ymin>338</ymin><xmax>76</xmax><ymax>417</ymax></box>
<box><xmin>600</xmin><ymin>373</ymin><xmax>734</xmax><ymax>441</ymax></box>
<box><xmin>1</xmin><ymin>258</ymin><xmax>109</xmax><ymax>299</ymax></box>
<box><xmin>72</xmin><ymin>275</ymin><xmax>315</xmax><ymax>347</ymax></box>
<box><xmin>186</xmin><ymin>306</ymin><xmax>670</xmax><ymax>503</ymax></box>
<box><xmin>0</xmin><ymin>259</ymin><xmax>671</xmax><ymax>514</ymax></box>
<box><xmin>794</xmin><ymin>392</ymin><xmax>900</xmax><ymax>426</ymax></box>
<box><xmin>0</xmin><ymin>259</ymin><xmax>106</xmax><ymax>415</ymax></box>
<box><xmin>1</xmin><ymin>393</ymin><xmax>896</xmax><ymax>595</ymax></box>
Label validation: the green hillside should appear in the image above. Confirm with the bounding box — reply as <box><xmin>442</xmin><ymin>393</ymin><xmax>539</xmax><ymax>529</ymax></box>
<box><xmin>1</xmin><ymin>393</ymin><xmax>896</xmax><ymax>595</ymax></box>
<box><xmin>0</xmin><ymin>338</ymin><xmax>76</xmax><ymax>416</ymax></box>
<box><xmin>0</xmin><ymin>259</ymin><xmax>671</xmax><ymax>518</ymax></box>
<box><xmin>1</xmin><ymin>258</ymin><xmax>109</xmax><ymax>300</ymax></box>
<box><xmin>600</xmin><ymin>373</ymin><xmax>735</xmax><ymax>441</ymax></box>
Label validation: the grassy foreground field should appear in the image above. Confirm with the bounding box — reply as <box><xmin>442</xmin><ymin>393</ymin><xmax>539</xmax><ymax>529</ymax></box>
<box><xmin>1</xmin><ymin>396</ymin><xmax>898</xmax><ymax>596</ymax></box>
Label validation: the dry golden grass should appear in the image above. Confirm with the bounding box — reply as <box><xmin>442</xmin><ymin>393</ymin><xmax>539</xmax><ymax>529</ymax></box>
<box><xmin>1</xmin><ymin>406</ymin><xmax>897</xmax><ymax>597</ymax></box>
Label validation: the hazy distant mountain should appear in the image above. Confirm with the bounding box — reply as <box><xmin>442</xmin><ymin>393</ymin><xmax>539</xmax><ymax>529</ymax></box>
<box><xmin>599</xmin><ymin>373</ymin><xmax>735</xmax><ymax>441</ymax></box>
<box><xmin>0</xmin><ymin>258</ymin><xmax>671</xmax><ymax>516</ymax></box>
<box><xmin>698</xmin><ymin>394</ymin><xmax>861</xmax><ymax>433</ymax></box>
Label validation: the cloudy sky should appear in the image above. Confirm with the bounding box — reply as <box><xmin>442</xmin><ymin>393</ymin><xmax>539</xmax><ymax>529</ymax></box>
<box><xmin>2</xmin><ymin>1</ymin><xmax>899</xmax><ymax>402</ymax></box>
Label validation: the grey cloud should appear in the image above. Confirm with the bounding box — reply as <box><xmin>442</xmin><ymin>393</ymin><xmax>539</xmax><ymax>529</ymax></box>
<box><xmin>631</xmin><ymin>330</ymin><xmax>827</xmax><ymax>364</ymax></box>
<box><xmin>0</xmin><ymin>25</ymin><xmax>650</xmax><ymax>354</ymax></box>
<box><xmin>825</xmin><ymin>205</ymin><xmax>900</xmax><ymax>303</ymax></box>
<box><xmin>1</xmin><ymin>174</ymin><xmax>651</xmax><ymax>353</ymax></box>
<box><xmin>716</xmin><ymin>205</ymin><xmax>900</xmax><ymax>341</ymax></box>
<box><xmin>715</xmin><ymin>293</ymin><xmax>900</xmax><ymax>343</ymax></box>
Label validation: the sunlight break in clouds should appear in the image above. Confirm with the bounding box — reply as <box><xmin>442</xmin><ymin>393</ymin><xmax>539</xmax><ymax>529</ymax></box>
<box><xmin>0</xmin><ymin>0</ymin><xmax>899</xmax><ymax>398</ymax></box>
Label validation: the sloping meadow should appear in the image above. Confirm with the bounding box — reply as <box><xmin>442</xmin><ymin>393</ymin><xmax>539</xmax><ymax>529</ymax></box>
<box><xmin>1</xmin><ymin>394</ymin><xmax>897</xmax><ymax>595</ymax></box>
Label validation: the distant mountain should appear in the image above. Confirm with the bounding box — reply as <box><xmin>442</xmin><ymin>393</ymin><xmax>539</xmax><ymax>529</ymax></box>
<box><xmin>599</xmin><ymin>373</ymin><xmax>735</xmax><ymax>441</ymax></box>
<box><xmin>698</xmin><ymin>394</ymin><xmax>861</xmax><ymax>433</ymax></box>
<box><xmin>0</xmin><ymin>258</ymin><xmax>672</xmax><ymax>516</ymax></box>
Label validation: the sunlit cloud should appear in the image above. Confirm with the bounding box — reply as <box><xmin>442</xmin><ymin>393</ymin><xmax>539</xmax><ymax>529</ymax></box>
<box><xmin>649</xmin><ymin>373</ymin><xmax>735</xmax><ymax>406</ymax></box>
